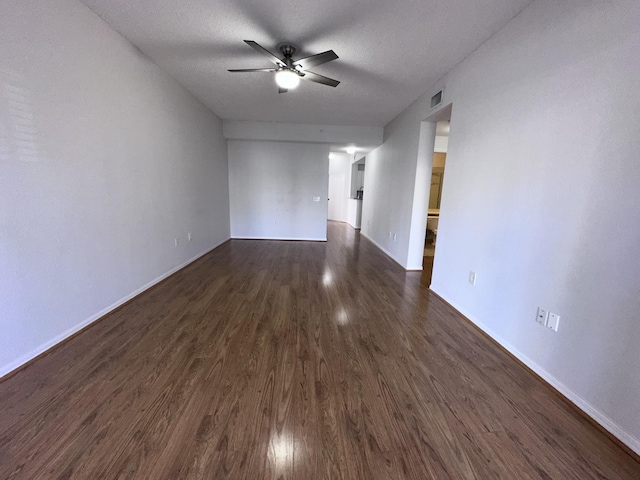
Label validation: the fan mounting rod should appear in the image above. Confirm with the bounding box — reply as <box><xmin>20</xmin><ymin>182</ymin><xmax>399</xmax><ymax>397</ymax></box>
<box><xmin>279</xmin><ymin>44</ymin><xmax>297</xmax><ymax>69</ymax></box>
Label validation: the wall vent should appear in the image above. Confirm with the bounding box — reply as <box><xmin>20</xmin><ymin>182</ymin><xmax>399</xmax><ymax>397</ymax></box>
<box><xmin>430</xmin><ymin>90</ymin><xmax>443</xmax><ymax>109</ymax></box>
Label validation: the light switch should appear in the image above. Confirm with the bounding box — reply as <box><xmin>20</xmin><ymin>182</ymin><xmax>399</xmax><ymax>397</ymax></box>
<box><xmin>547</xmin><ymin>312</ymin><xmax>560</xmax><ymax>332</ymax></box>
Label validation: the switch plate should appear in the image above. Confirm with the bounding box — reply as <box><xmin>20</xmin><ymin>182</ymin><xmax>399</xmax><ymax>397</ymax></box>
<box><xmin>174</xmin><ymin>238</ymin><xmax>178</xmax><ymax>247</ymax></box>
<box><xmin>536</xmin><ymin>307</ymin><xmax>548</xmax><ymax>326</ymax></box>
<box><xmin>393</xmin><ymin>233</ymin><xmax>397</xmax><ymax>240</ymax></box>
<box><xmin>188</xmin><ymin>232</ymin><xmax>192</xmax><ymax>242</ymax></box>
<box><xmin>468</xmin><ymin>271</ymin><xmax>476</xmax><ymax>285</ymax></box>
<box><xmin>547</xmin><ymin>312</ymin><xmax>560</xmax><ymax>332</ymax></box>
<box><xmin>313</xmin><ymin>196</ymin><xmax>320</xmax><ymax>202</ymax></box>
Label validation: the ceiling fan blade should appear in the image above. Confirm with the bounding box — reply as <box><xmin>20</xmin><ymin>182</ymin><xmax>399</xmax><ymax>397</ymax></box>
<box><xmin>294</xmin><ymin>50</ymin><xmax>338</xmax><ymax>70</ymax></box>
<box><xmin>228</xmin><ymin>68</ymin><xmax>277</xmax><ymax>73</ymax></box>
<box><xmin>244</xmin><ymin>40</ymin><xmax>285</xmax><ymax>67</ymax></box>
<box><xmin>301</xmin><ymin>71</ymin><xmax>340</xmax><ymax>87</ymax></box>
<box><xmin>278</xmin><ymin>87</ymin><xmax>288</xmax><ymax>94</ymax></box>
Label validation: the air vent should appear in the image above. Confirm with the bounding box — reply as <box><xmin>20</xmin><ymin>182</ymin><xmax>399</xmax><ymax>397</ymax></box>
<box><xmin>430</xmin><ymin>90</ymin><xmax>443</xmax><ymax>109</ymax></box>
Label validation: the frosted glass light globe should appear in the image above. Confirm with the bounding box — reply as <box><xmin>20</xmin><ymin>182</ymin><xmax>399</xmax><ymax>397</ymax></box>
<box><xmin>275</xmin><ymin>70</ymin><xmax>300</xmax><ymax>89</ymax></box>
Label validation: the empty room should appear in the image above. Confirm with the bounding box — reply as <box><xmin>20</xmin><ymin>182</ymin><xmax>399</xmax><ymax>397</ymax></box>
<box><xmin>1</xmin><ymin>0</ymin><xmax>639</xmax><ymax>478</ymax></box>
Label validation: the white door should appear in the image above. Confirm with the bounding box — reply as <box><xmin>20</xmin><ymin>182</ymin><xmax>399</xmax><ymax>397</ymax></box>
<box><xmin>328</xmin><ymin>173</ymin><xmax>345</xmax><ymax>221</ymax></box>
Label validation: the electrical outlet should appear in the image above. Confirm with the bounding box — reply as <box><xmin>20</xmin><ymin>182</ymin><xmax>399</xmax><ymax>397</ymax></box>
<box><xmin>468</xmin><ymin>271</ymin><xmax>476</xmax><ymax>285</ymax></box>
<box><xmin>536</xmin><ymin>307</ymin><xmax>548</xmax><ymax>326</ymax></box>
<box><xmin>547</xmin><ymin>312</ymin><xmax>560</xmax><ymax>332</ymax></box>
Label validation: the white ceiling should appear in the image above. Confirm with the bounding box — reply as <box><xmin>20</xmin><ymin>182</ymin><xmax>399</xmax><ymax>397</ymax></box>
<box><xmin>81</xmin><ymin>0</ymin><xmax>533</xmax><ymax>128</ymax></box>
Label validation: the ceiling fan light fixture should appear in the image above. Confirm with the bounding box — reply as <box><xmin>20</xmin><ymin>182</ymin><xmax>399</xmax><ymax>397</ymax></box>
<box><xmin>229</xmin><ymin>41</ymin><xmax>340</xmax><ymax>93</ymax></box>
<box><xmin>275</xmin><ymin>70</ymin><xmax>300</xmax><ymax>90</ymax></box>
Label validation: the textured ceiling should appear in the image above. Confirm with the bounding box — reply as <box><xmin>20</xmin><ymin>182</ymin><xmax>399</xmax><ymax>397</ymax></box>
<box><xmin>81</xmin><ymin>0</ymin><xmax>533</xmax><ymax>127</ymax></box>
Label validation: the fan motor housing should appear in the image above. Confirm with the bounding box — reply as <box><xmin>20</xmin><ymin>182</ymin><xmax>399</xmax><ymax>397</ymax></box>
<box><xmin>279</xmin><ymin>44</ymin><xmax>296</xmax><ymax>58</ymax></box>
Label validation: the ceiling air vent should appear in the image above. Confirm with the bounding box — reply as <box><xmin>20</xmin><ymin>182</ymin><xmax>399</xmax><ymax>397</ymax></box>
<box><xmin>430</xmin><ymin>90</ymin><xmax>443</xmax><ymax>109</ymax></box>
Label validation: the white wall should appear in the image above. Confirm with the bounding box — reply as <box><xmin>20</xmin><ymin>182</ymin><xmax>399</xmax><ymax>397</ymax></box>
<box><xmin>361</xmin><ymin>111</ymin><xmax>423</xmax><ymax>267</ymax></box>
<box><xmin>223</xmin><ymin>120</ymin><xmax>382</xmax><ymax>146</ymax></box>
<box><xmin>345</xmin><ymin>200</ymin><xmax>362</xmax><ymax>229</ymax></box>
<box><xmin>363</xmin><ymin>0</ymin><xmax>640</xmax><ymax>453</ymax></box>
<box><xmin>0</xmin><ymin>0</ymin><xmax>230</xmax><ymax>376</ymax></box>
<box><xmin>228</xmin><ymin>141</ymin><xmax>329</xmax><ymax>240</ymax></box>
<box><xmin>406</xmin><ymin>121</ymin><xmax>436</xmax><ymax>270</ymax></box>
<box><xmin>434</xmin><ymin>135</ymin><xmax>449</xmax><ymax>153</ymax></box>
<box><xmin>328</xmin><ymin>153</ymin><xmax>351</xmax><ymax>222</ymax></box>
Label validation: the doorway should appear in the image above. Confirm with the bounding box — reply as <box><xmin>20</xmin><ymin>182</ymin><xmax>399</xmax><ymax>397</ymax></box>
<box><xmin>404</xmin><ymin>103</ymin><xmax>452</xmax><ymax>284</ymax></box>
<box><xmin>328</xmin><ymin>172</ymin><xmax>345</xmax><ymax>221</ymax></box>
<box><xmin>423</xmin><ymin>120</ymin><xmax>449</xmax><ymax>283</ymax></box>
<box><xmin>327</xmin><ymin>152</ymin><xmax>351</xmax><ymax>223</ymax></box>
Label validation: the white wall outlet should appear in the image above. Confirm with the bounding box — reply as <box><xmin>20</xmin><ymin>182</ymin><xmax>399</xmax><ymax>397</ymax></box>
<box><xmin>547</xmin><ymin>312</ymin><xmax>560</xmax><ymax>332</ymax></box>
<box><xmin>188</xmin><ymin>232</ymin><xmax>192</xmax><ymax>242</ymax></box>
<box><xmin>536</xmin><ymin>307</ymin><xmax>548</xmax><ymax>326</ymax></box>
<box><xmin>468</xmin><ymin>271</ymin><xmax>477</xmax><ymax>285</ymax></box>
<box><xmin>174</xmin><ymin>238</ymin><xmax>179</xmax><ymax>247</ymax></box>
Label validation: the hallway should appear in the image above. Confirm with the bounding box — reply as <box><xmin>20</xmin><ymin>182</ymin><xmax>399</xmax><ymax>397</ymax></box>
<box><xmin>0</xmin><ymin>222</ymin><xmax>637</xmax><ymax>479</ymax></box>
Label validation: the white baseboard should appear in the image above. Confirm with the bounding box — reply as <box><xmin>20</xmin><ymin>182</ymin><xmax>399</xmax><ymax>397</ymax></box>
<box><xmin>360</xmin><ymin>232</ymin><xmax>409</xmax><ymax>270</ymax></box>
<box><xmin>0</xmin><ymin>238</ymin><xmax>229</xmax><ymax>379</ymax></box>
<box><xmin>406</xmin><ymin>264</ymin><xmax>424</xmax><ymax>271</ymax></box>
<box><xmin>231</xmin><ymin>236</ymin><xmax>326</xmax><ymax>241</ymax></box>
<box><xmin>346</xmin><ymin>221</ymin><xmax>361</xmax><ymax>230</ymax></box>
<box><xmin>429</xmin><ymin>285</ymin><xmax>640</xmax><ymax>457</ymax></box>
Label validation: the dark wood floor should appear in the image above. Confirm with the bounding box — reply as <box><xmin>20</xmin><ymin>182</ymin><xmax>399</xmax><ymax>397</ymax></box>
<box><xmin>1</xmin><ymin>222</ymin><xmax>638</xmax><ymax>479</ymax></box>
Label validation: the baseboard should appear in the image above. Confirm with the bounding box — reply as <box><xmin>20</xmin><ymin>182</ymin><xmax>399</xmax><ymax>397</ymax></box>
<box><xmin>429</xmin><ymin>285</ymin><xmax>640</xmax><ymax>458</ymax></box>
<box><xmin>360</xmin><ymin>232</ymin><xmax>409</xmax><ymax>270</ymax></box>
<box><xmin>359</xmin><ymin>233</ymin><xmax>422</xmax><ymax>271</ymax></box>
<box><xmin>231</xmin><ymin>236</ymin><xmax>326</xmax><ymax>241</ymax></box>
<box><xmin>0</xmin><ymin>237</ymin><xmax>230</xmax><ymax>380</ymax></box>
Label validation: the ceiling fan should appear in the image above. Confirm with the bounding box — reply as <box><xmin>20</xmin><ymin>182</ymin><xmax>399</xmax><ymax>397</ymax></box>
<box><xmin>228</xmin><ymin>40</ymin><xmax>340</xmax><ymax>93</ymax></box>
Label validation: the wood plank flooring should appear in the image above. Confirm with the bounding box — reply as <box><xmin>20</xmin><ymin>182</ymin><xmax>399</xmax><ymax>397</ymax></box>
<box><xmin>0</xmin><ymin>221</ymin><xmax>638</xmax><ymax>479</ymax></box>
